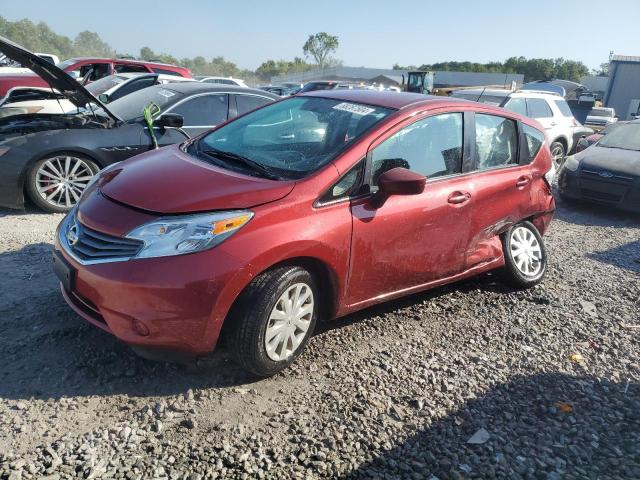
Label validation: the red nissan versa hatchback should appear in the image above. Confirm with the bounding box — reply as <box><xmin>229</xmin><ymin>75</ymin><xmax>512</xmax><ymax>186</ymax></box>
<box><xmin>53</xmin><ymin>90</ymin><xmax>555</xmax><ymax>376</ymax></box>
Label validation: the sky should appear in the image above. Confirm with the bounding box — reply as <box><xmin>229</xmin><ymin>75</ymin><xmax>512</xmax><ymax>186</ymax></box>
<box><xmin>3</xmin><ymin>0</ymin><xmax>639</xmax><ymax>70</ymax></box>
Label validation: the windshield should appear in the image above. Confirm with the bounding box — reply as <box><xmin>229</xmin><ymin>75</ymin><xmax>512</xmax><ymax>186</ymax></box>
<box><xmin>104</xmin><ymin>86</ymin><xmax>181</xmax><ymax>121</ymax></box>
<box><xmin>86</xmin><ymin>75</ymin><xmax>129</xmax><ymax>95</ymax></box>
<box><xmin>598</xmin><ymin>123</ymin><xmax>640</xmax><ymax>151</ymax></box>
<box><xmin>193</xmin><ymin>96</ymin><xmax>393</xmax><ymax>179</ymax></box>
<box><xmin>589</xmin><ymin>108</ymin><xmax>613</xmax><ymax>118</ymax></box>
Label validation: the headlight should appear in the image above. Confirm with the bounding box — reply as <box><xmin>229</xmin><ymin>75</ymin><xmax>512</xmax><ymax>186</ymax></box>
<box><xmin>563</xmin><ymin>155</ymin><xmax>580</xmax><ymax>172</ymax></box>
<box><xmin>127</xmin><ymin>211</ymin><xmax>253</xmax><ymax>259</ymax></box>
<box><xmin>0</xmin><ymin>106</ymin><xmax>43</xmax><ymax>118</ymax></box>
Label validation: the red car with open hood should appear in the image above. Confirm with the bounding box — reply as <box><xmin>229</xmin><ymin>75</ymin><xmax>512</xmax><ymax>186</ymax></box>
<box><xmin>54</xmin><ymin>90</ymin><xmax>555</xmax><ymax>376</ymax></box>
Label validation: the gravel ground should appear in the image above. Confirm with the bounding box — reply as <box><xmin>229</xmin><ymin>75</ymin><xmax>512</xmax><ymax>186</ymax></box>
<box><xmin>0</xmin><ymin>200</ymin><xmax>638</xmax><ymax>480</ymax></box>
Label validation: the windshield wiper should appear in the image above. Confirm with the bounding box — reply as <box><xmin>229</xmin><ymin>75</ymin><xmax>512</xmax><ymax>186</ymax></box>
<box><xmin>201</xmin><ymin>147</ymin><xmax>280</xmax><ymax>180</ymax></box>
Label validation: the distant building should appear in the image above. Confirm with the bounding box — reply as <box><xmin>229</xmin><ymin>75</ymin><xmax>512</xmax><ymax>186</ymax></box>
<box><xmin>580</xmin><ymin>75</ymin><xmax>609</xmax><ymax>99</ymax></box>
<box><xmin>604</xmin><ymin>56</ymin><xmax>640</xmax><ymax>119</ymax></box>
<box><xmin>271</xmin><ymin>66</ymin><xmax>523</xmax><ymax>90</ymax></box>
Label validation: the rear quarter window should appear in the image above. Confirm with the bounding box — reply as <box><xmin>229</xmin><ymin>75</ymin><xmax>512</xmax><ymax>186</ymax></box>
<box><xmin>523</xmin><ymin>124</ymin><xmax>545</xmax><ymax>163</ymax></box>
<box><xmin>554</xmin><ymin>100</ymin><xmax>573</xmax><ymax>117</ymax></box>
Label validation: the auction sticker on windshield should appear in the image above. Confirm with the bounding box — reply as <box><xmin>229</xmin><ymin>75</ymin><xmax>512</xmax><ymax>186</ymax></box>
<box><xmin>332</xmin><ymin>102</ymin><xmax>375</xmax><ymax>116</ymax></box>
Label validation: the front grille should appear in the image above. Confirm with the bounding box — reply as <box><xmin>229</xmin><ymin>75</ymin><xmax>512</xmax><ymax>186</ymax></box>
<box><xmin>70</xmin><ymin>222</ymin><xmax>143</xmax><ymax>262</ymax></box>
<box><xmin>581</xmin><ymin>169</ymin><xmax>634</xmax><ymax>184</ymax></box>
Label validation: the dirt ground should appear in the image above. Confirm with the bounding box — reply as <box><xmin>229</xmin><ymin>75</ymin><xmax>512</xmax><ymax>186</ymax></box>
<box><xmin>0</xmin><ymin>200</ymin><xmax>638</xmax><ymax>479</ymax></box>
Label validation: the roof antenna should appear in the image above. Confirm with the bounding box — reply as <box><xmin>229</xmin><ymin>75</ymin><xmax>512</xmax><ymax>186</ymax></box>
<box><xmin>475</xmin><ymin>86</ymin><xmax>488</xmax><ymax>103</ymax></box>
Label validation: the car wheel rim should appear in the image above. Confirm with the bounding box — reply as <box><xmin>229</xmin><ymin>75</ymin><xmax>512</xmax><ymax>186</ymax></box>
<box><xmin>510</xmin><ymin>226</ymin><xmax>543</xmax><ymax>277</ymax></box>
<box><xmin>551</xmin><ymin>145</ymin><xmax>564</xmax><ymax>169</ymax></box>
<box><xmin>36</xmin><ymin>156</ymin><xmax>94</xmax><ymax>209</ymax></box>
<box><xmin>264</xmin><ymin>282</ymin><xmax>314</xmax><ymax>362</ymax></box>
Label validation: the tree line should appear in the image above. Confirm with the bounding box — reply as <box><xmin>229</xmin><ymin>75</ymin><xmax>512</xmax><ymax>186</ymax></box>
<box><xmin>0</xmin><ymin>16</ymin><xmax>598</xmax><ymax>84</ymax></box>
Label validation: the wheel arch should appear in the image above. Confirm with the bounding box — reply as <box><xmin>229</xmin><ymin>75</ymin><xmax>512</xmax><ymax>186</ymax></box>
<box><xmin>217</xmin><ymin>255</ymin><xmax>341</xmax><ymax>347</ymax></box>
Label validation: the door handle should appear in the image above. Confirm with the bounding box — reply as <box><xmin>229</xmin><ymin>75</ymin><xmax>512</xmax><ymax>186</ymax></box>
<box><xmin>516</xmin><ymin>176</ymin><xmax>531</xmax><ymax>188</ymax></box>
<box><xmin>279</xmin><ymin>133</ymin><xmax>295</xmax><ymax>140</ymax></box>
<box><xmin>447</xmin><ymin>191</ymin><xmax>471</xmax><ymax>205</ymax></box>
<box><xmin>550</xmin><ymin>122</ymin><xmax>557</xmax><ymax>127</ymax></box>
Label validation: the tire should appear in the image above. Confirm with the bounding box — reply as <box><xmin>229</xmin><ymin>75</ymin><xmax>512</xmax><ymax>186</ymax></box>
<box><xmin>500</xmin><ymin>221</ymin><xmax>547</xmax><ymax>289</ymax></box>
<box><xmin>550</xmin><ymin>141</ymin><xmax>566</xmax><ymax>171</ymax></box>
<box><xmin>26</xmin><ymin>153</ymin><xmax>100</xmax><ymax>213</ymax></box>
<box><xmin>229</xmin><ymin>266</ymin><xmax>318</xmax><ymax>376</ymax></box>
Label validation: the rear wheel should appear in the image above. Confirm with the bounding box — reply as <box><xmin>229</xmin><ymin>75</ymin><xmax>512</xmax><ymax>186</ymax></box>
<box><xmin>500</xmin><ymin>221</ymin><xmax>547</xmax><ymax>288</ymax></box>
<box><xmin>26</xmin><ymin>154</ymin><xmax>99</xmax><ymax>213</ymax></box>
<box><xmin>550</xmin><ymin>141</ymin><xmax>566</xmax><ymax>170</ymax></box>
<box><xmin>229</xmin><ymin>266</ymin><xmax>318</xmax><ymax>376</ymax></box>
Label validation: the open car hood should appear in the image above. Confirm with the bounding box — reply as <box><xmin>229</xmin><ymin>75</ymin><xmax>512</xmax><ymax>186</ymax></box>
<box><xmin>0</xmin><ymin>36</ymin><xmax>118</xmax><ymax>122</ymax></box>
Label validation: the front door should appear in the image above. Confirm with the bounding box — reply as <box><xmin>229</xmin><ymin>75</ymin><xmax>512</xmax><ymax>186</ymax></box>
<box><xmin>346</xmin><ymin>111</ymin><xmax>472</xmax><ymax>308</ymax></box>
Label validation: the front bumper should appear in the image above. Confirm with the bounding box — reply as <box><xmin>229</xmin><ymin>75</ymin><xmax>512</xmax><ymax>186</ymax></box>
<box><xmin>558</xmin><ymin>167</ymin><xmax>640</xmax><ymax>213</ymax></box>
<box><xmin>54</xmin><ymin>213</ymin><xmax>252</xmax><ymax>356</ymax></box>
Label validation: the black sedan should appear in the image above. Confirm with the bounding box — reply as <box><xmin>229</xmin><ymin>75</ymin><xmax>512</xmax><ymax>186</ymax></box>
<box><xmin>558</xmin><ymin>120</ymin><xmax>640</xmax><ymax>213</ymax></box>
<box><xmin>0</xmin><ymin>36</ymin><xmax>277</xmax><ymax>213</ymax></box>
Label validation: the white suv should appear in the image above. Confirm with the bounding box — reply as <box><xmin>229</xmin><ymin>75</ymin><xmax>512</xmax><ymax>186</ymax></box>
<box><xmin>502</xmin><ymin>91</ymin><xmax>581</xmax><ymax>168</ymax></box>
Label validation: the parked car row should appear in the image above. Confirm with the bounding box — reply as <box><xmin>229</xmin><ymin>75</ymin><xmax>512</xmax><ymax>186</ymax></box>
<box><xmin>0</xmin><ymin>37</ymin><xmax>278</xmax><ymax>212</ymax></box>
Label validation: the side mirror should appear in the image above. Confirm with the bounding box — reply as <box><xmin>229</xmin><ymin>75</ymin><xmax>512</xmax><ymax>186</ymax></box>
<box><xmin>68</xmin><ymin>70</ymin><xmax>81</xmax><ymax>80</ymax></box>
<box><xmin>154</xmin><ymin>113</ymin><xmax>184</xmax><ymax>129</ymax></box>
<box><xmin>98</xmin><ymin>93</ymin><xmax>109</xmax><ymax>104</ymax></box>
<box><xmin>373</xmin><ymin>167</ymin><xmax>426</xmax><ymax>206</ymax></box>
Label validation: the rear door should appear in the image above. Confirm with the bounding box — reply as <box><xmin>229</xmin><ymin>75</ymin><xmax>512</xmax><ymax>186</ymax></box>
<box><xmin>463</xmin><ymin>111</ymin><xmax>533</xmax><ymax>270</ymax></box>
<box><xmin>347</xmin><ymin>110</ymin><xmax>474</xmax><ymax>307</ymax></box>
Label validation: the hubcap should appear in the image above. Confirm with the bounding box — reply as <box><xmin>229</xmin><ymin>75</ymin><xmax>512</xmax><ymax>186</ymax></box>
<box><xmin>36</xmin><ymin>156</ymin><xmax>95</xmax><ymax>208</ymax></box>
<box><xmin>510</xmin><ymin>226</ymin><xmax>543</xmax><ymax>277</ymax></box>
<box><xmin>264</xmin><ymin>283</ymin><xmax>314</xmax><ymax>362</ymax></box>
<box><xmin>551</xmin><ymin>145</ymin><xmax>565</xmax><ymax>169</ymax></box>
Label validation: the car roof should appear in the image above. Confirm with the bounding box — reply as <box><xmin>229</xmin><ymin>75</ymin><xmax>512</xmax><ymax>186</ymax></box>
<box><xmin>157</xmin><ymin>81</ymin><xmax>278</xmax><ymax>98</ymax></box>
<box><xmin>509</xmin><ymin>91</ymin><xmax>563</xmax><ymax>100</ymax></box>
<box><xmin>65</xmin><ymin>57</ymin><xmax>187</xmax><ymax>69</ymax></box>
<box><xmin>299</xmin><ymin>89</ymin><xmax>470</xmax><ymax>110</ymax></box>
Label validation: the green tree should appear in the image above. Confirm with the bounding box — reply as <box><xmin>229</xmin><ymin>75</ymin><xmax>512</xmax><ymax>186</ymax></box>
<box><xmin>303</xmin><ymin>32</ymin><xmax>339</xmax><ymax>69</ymax></box>
<box><xmin>73</xmin><ymin>31</ymin><xmax>114</xmax><ymax>57</ymax></box>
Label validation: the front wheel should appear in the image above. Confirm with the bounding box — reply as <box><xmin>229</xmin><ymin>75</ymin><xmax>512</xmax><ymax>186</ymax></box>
<box><xmin>26</xmin><ymin>154</ymin><xmax>99</xmax><ymax>213</ymax></box>
<box><xmin>229</xmin><ymin>266</ymin><xmax>318</xmax><ymax>376</ymax></box>
<box><xmin>500</xmin><ymin>221</ymin><xmax>547</xmax><ymax>288</ymax></box>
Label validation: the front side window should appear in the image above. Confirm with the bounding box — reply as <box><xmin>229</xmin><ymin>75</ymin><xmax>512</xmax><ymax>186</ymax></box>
<box><xmin>526</xmin><ymin>98</ymin><xmax>553</xmax><ymax>118</ymax></box>
<box><xmin>171</xmin><ymin>94</ymin><xmax>228</xmax><ymax>126</ymax></box>
<box><xmin>370</xmin><ymin>113</ymin><xmax>463</xmax><ymax>186</ymax></box>
<box><xmin>236</xmin><ymin>95</ymin><xmax>272</xmax><ymax>115</ymax></box>
<box><xmin>474</xmin><ymin>114</ymin><xmax>518</xmax><ymax>170</ymax></box>
<box><xmin>523</xmin><ymin>124</ymin><xmax>545</xmax><ymax>163</ymax></box>
<box><xmin>194</xmin><ymin>97</ymin><xmax>393</xmax><ymax>180</ymax></box>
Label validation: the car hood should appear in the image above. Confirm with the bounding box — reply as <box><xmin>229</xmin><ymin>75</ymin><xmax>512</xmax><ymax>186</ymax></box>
<box><xmin>0</xmin><ymin>36</ymin><xmax>118</xmax><ymax>121</ymax></box>
<box><xmin>100</xmin><ymin>145</ymin><xmax>296</xmax><ymax>213</ymax></box>
<box><xmin>578</xmin><ymin>145</ymin><xmax>640</xmax><ymax>176</ymax></box>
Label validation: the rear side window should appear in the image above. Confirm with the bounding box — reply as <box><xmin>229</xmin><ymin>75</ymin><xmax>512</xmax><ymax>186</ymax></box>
<box><xmin>526</xmin><ymin>98</ymin><xmax>553</xmax><ymax>118</ymax></box>
<box><xmin>236</xmin><ymin>95</ymin><xmax>272</xmax><ymax>115</ymax></box>
<box><xmin>523</xmin><ymin>124</ymin><xmax>545</xmax><ymax>163</ymax></box>
<box><xmin>115</xmin><ymin>64</ymin><xmax>148</xmax><ymax>74</ymax></box>
<box><xmin>554</xmin><ymin>100</ymin><xmax>573</xmax><ymax>117</ymax></box>
<box><xmin>110</xmin><ymin>77</ymin><xmax>156</xmax><ymax>102</ymax></box>
<box><xmin>371</xmin><ymin>113</ymin><xmax>463</xmax><ymax>186</ymax></box>
<box><xmin>474</xmin><ymin>114</ymin><xmax>518</xmax><ymax>170</ymax></box>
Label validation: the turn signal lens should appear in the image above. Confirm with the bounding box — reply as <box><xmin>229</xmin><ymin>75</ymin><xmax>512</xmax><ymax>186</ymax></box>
<box><xmin>212</xmin><ymin>214</ymin><xmax>252</xmax><ymax>235</ymax></box>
